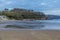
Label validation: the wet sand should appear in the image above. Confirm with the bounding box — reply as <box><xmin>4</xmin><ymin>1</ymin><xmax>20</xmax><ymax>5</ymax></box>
<box><xmin>0</xmin><ymin>30</ymin><xmax>60</xmax><ymax>40</ymax></box>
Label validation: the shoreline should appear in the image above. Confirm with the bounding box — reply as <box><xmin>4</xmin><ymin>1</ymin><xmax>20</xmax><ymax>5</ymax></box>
<box><xmin>0</xmin><ymin>28</ymin><xmax>60</xmax><ymax>30</ymax></box>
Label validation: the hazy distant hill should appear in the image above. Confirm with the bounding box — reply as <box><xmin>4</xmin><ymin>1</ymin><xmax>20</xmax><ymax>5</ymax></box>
<box><xmin>47</xmin><ymin>15</ymin><xmax>60</xmax><ymax>20</ymax></box>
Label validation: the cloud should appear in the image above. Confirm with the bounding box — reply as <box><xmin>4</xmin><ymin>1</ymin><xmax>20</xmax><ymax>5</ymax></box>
<box><xmin>0</xmin><ymin>0</ymin><xmax>45</xmax><ymax>11</ymax></box>
<box><xmin>0</xmin><ymin>0</ymin><xmax>59</xmax><ymax>11</ymax></box>
<box><xmin>53</xmin><ymin>1</ymin><xmax>57</xmax><ymax>3</ymax></box>
<box><xmin>0</xmin><ymin>0</ymin><xmax>15</xmax><ymax>7</ymax></box>
<box><xmin>44</xmin><ymin>9</ymin><xmax>60</xmax><ymax>15</ymax></box>
<box><xmin>6</xmin><ymin>1</ymin><xmax>13</xmax><ymax>5</ymax></box>
<box><xmin>0</xmin><ymin>0</ymin><xmax>5</xmax><ymax>2</ymax></box>
<box><xmin>40</xmin><ymin>2</ymin><xmax>47</xmax><ymax>6</ymax></box>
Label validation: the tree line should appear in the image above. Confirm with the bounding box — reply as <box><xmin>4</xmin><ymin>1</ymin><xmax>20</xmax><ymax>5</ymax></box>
<box><xmin>0</xmin><ymin>8</ymin><xmax>46</xmax><ymax>20</ymax></box>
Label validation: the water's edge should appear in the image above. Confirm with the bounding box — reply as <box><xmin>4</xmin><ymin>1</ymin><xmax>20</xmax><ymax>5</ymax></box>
<box><xmin>0</xmin><ymin>20</ymin><xmax>60</xmax><ymax>30</ymax></box>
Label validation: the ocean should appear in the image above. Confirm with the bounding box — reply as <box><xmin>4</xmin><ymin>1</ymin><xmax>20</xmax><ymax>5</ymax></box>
<box><xmin>0</xmin><ymin>20</ymin><xmax>60</xmax><ymax>30</ymax></box>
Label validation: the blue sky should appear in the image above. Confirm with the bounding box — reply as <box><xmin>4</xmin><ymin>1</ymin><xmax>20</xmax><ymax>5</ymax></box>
<box><xmin>0</xmin><ymin>0</ymin><xmax>60</xmax><ymax>15</ymax></box>
<box><xmin>0</xmin><ymin>0</ymin><xmax>43</xmax><ymax>11</ymax></box>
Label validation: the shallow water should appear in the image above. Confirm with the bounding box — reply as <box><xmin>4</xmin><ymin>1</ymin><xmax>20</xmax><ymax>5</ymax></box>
<box><xmin>0</xmin><ymin>20</ymin><xmax>60</xmax><ymax>30</ymax></box>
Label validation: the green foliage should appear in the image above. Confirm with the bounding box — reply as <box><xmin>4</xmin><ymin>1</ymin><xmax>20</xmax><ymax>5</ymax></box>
<box><xmin>0</xmin><ymin>8</ymin><xmax>46</xmax><ymax>20</ymax></box>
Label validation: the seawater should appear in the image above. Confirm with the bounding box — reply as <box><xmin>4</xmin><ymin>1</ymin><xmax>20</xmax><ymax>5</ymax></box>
<box><xmin>0</xmin><ymin>20</ymin><xmax>60</xmax><ymax>30</ymax></box>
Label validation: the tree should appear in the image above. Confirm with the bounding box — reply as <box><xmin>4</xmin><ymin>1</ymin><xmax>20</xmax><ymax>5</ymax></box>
<box><xmin>1</xmin><ymin>8</ymin><xmax>46</xmax><ymax>20</ymax></box>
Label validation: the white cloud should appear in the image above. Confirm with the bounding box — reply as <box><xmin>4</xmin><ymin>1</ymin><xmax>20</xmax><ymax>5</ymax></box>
<box><xmin>44</xmin><ymin>9</ymin><xmax>60</xmax><ymax>15</ymax></box>
<box><xmin>0</xmin><ymin>0</ymin><xmax>5</xmax><ymax>2</ymax></box>
<box><xmin>6</xmin><ymin>1</ymin><xmax>12</xmax><ymax>5</ymax></box>
<box><xmin>8</xmin><ymin>8</ymin><xmax>13</xmax><ymax>10</ymax></box>
<box><xmin>15</xmin><ymin>0</ymin><xmax>27</xmax><ymax>5</ymax></box>
<box><xmin>53</xmin><ymin>1</ymin><xmax>57</xmax><ymax>3</ymax></box>
<box><xmin>40</xmin><ymin>2</ymin><xmax>47</xmax><ymax>6</ymax></box>
<box><xmin>53</xmin><ymin>0</ymin><xmax>59</xmax><ymax>3</ymax></box>
<box><xmin>0</xmin><ymin>0</ymin><xmax>14</xmax><ymax>7</ymax></box>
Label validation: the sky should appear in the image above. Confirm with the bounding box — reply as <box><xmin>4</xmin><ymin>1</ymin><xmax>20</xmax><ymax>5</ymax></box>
<box><xmin>0</xmin><ymin>0</ymin><xmax>60</xmax><ymax>15</ymax></box>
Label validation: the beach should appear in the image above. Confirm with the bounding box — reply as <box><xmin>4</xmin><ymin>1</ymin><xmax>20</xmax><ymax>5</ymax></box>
<box><xmin>0</xmin><ymin>30</ymin><xmax>60</xmax><ymax>40</ymax></box>
<box><xmin>0</xmin><ymin>20</ymin><xmax>60</xmax><ymax>40</ymax></box>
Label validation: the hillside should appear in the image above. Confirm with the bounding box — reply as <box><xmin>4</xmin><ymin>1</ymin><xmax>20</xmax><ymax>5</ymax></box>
<box><xmin>0</xmin><ymin>8</ymin><xmax>46</xmax><ymax>20</ymax></box>
<box><xmin>47</xmin><ymin>15</ymin><xmax>60</xmax><ymax>20</ymax></box>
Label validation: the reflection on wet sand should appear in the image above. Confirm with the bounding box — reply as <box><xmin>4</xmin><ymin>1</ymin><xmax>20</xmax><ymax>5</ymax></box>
<box><xmin>0</xmin><ymin>20</ymin><xmax>60</xmax><ymax>30</ymax></box>
<box><xmin>0</xmin><ymin>20</ymin><xmax>45</xmax><ymax>29</ymax></box>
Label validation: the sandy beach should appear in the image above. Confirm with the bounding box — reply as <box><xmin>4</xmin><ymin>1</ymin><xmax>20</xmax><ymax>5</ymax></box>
<box><xmin>0</xmin><ymin>30</ymin><xmax>60</xmax><ymax>40</ymax></box>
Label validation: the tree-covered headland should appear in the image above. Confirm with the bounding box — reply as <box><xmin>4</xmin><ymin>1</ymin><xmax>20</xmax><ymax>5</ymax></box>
<box><xmin>0</xmin><ymin>8</ymin><xmax>47</xmax><ymax>20</ymax></box>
